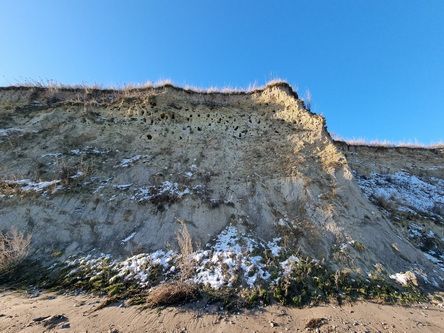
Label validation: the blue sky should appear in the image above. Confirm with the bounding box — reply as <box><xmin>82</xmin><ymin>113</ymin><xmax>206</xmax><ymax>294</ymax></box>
<box><xmin>1</xmin><ymin>1</ymin><xmax>443</xmax><ymax>144</ymax></box>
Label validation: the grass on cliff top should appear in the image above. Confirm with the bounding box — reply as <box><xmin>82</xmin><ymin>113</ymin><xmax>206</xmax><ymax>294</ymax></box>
<box><xmin>3</xmin><ymin>77</ymin><xmax>295</xmax><ymax>95</ymax></box>
<box><xmin>332</xmin><ymin>133</ymin><xmax>444</xmax><ymax>149</ymax></box>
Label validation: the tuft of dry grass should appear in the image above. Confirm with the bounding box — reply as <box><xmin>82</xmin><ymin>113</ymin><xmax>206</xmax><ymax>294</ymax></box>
<box><xmin>352</xmin><ymin>241</ymin><xmax>366</xmax><ymax>251</ymax></box>
<box><xmin>305</xmin><ymin>318</ymin><xmax>328</xmax><ymax>329</ymax></box>
<box><xmin>176</xmin><ymin>219</ymin><xmax>195</xmax><ymax>279</ymax></box>
<box><xmin>0</xmin><ymin>228</ymin><xmax>31</xmax><ymax>276</ymax></box>
<box><xmin>144</xmin><ymin>219</ymin><xmax>201</xmax><ymax>308</ymax></box>
<box><xmin>0</xmin><ymin>181</ymin><xmax>27</xmax><ymax>197</ymax></box>
<box><xmin>303</xmin><ymin>89</ymin><xmax>312</xmax><ymax>111</ymax></box>
<box><xmin>146</xmin><ymin>281</ymin><xmax>199</xmax><ymax>307</ymax></box>
<box><xmin>332</xmin><ymin>133</ymin><xmax>444</xmax><ymax>149</ymax></box>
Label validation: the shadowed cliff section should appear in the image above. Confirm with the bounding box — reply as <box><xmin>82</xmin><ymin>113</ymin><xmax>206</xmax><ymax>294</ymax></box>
<box><xmin>0</xmin><ymin>82</ymin><xmax>443</xmax><ymax>290</ymax></box>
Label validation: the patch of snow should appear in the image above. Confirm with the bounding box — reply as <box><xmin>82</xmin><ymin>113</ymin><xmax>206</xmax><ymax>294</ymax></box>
<box><xmin>3</xmin><ymin>179</ymin><xmax>61</xmax><ymax>192</ymax></box>
<box><xmin>428</xmin><ymin>166</ymin><xmax>444</xmax><ymax>170</ymax></box>
<box><xmin>339</xmin><ymin>243</ymin><xmax>349</xmax><ymax>252</ymax></box>
<box><xmin>71</xmin><ymin>171</ymin><xmax>84</xmax><ymax>179</ymax></box>
<box><xmin>192</xmin><ymin>226</ymin><xmax>282</xmax><ymax>288</ymax></box>
<box><xmin>268</xmin><ymin>238</ymin><xmax>282</xmax><ymax>256</ymax></box>
<box><xmin>389</xmin><ymin>272</ymin><xmax>409</xmax><ymax>285</ymax></box>
<box><xmin>61</xmin><ymin>226</ymin><xmax>381</xmax><ymax>291</ymax></box>
<box><xmin>356</xmin><ymin>171</ymin><xmax>444</xmax><ymax>218</ymax></box>
<box><xmin>113</xmin><ymin>184</ymin><xmax>132</xmax><ymax>190</ymax></box>
<box><xmin>277</xmin><ymin>218</ymin><xmax>287</xmax><ymax>227</ymax></box>
<box><xmin>131</xmin><ymin>181</ymin><xmax>192</xmax><ymax>202</ymax></box>
<box><xmin>86</xmin><ymin>146</ymin><xmax>109</xmax><ymax>154</ymax></box>
<box><xmin>94</xmin><ymin>185</ymin><xmax>105</xmax><ymax>193</ymax></box>
<box><xmin>424</xmin><ymin>252</ymin><xmax>443</xmax><ymax>264</ymax></box>
<box><xmin>0</xmin><ymin>128</ymin><xmax>24</xmax><ymax>136</ymax></box>
<box><xmin>114</xmin><ymin>250</ymin><xmax>176</xmax><ymax>286</ymax></box>
<box><xmin>280</xmin><ymin>255</ymin><xmax>299</xmax><ymax>275</ymax></box>
<box><xmin>113</xmin><ymin>155</ymin><xmax>146</xmax><ymax>168</ymax></box>
<box><xmin>408</xmin><ymin>224</ymin><xmax>423</xmax><ymax>238</ymax></box>
<box><xmin>41</xmin><ymin>153</ymin><xmax>62</xmax><ymax>157</ymax></box>
<box><xmin>427</xmin><ymin>230</ymin><xmax>435</xmax><ymax>238</ymax></box>
<box><xmin>121</xmin><ymin>232</ymin><xmax>137</xmax><ymax>244</ymax></box>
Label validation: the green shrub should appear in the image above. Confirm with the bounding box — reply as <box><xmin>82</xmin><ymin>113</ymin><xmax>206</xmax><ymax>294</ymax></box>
<box><xmin>352</xmin><ymin>241</ymin><xmax>365</xmax><ymax>251</ymax></box>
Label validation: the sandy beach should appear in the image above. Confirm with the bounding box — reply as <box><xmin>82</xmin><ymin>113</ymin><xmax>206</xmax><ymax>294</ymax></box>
<box><xmin>1</xmin><ymin>290</ymin><xmax>443</xmax><ymax>332</ymax></box>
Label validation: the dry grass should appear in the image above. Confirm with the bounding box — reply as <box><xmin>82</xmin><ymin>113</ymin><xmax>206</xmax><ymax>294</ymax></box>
<box><xmin>0</xmin><ymin>180</ymin><xmax>26</xmax><ymax>197</ymax></box>
<box><xmin>305</xmin><ymin>318</ymin><xmax>328</xmax><ymax>330</ymax></box>
<box><xmin>371</xmin><ymin>193</ymin><xmax>398</xmax><ymax>211</ymax></box>
<box><xmin>0</xmin><ymin>228</ymin><xmax>31</xmax><ymax>276</ymax></box>
<box><xmin>0</xmin><ymin>175</ymin><xmax>39</xmax><ymax>198</ymax></box>
<box><xmin>332</xmin><ymin>133</ymin><xmax>444</xmax><ymax>149</ymax></box>
<box><xmin>6</xmin><ymin>77</ymin><xmax>296</xmax><ymax>96</ymax></box>
<box><xmin>176</xmin><ymin>219</ymin><xmax>195</xmax><ymax>279</ymax></box>
<box><xmin>146</xmin><ymin>281</ymin><xmax>199</xmax><ymax>307</ymax></box>
<box><xmin>183</xmin><ymin>78</ymin><xmax>291</xmax><ymax>94</ymax></box>
<box><xmin>303</xmin><ymin>89</ymin><xmax>312</xmax><ymax>111</ymax></box>
<box><xmin>144</xmin><ymin>220</ymin><xmax>201</xmax><ymax>309</ymax></box>
<box><xmin>11</xmin><ymin>77</ymin><xmax>104</xmax><ymax>91</ymax></box>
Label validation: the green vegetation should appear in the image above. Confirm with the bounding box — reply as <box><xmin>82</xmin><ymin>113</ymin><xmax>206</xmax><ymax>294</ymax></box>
<box><xmin>0</xmin><ymin>226</ymin><xmax>429</xmax><ymax>310</ymax></box>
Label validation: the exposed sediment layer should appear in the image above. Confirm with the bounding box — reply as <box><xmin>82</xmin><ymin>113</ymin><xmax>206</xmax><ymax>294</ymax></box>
<box><xmin>0</xmin><ymin>83</ymin><xmax>443</xmax><ymax>289</ymax></box>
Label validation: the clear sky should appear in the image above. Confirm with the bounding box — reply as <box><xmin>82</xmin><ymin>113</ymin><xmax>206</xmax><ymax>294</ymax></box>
<box><xmin>1</xmin><ymin>1</ymin><xmax>443</xmax><ymax>144</ymax></box>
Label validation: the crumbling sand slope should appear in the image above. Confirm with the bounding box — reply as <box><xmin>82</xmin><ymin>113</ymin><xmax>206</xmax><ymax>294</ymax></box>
<box><xmin>0</xmin><ymin>82</ymin><xmax>442</xmax><ymax>289</ymax></box>
<box><xmin>336</xmin><ymin>142</ymin><xmax>444</xmax><ymax>286</ymax></box>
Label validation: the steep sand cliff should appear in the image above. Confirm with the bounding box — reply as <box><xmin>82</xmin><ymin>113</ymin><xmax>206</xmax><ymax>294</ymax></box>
<box><xmin>0</xmin><ymin>82</ymin><xmax>443</xmax><ymax>291</ymax></box>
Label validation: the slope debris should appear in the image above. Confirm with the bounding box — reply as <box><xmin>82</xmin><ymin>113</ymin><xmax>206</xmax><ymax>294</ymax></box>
<box><xmin>336</xmin><ymin>142</ymin><xmax>444</xmax><ymax>287</ymax></box>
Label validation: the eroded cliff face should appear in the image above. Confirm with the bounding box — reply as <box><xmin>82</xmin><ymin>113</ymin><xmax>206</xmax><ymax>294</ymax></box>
<box><xmin>336</xmin><ymin>142</ymin><xmax>444</xmax><ymax>285</ymax></box>
<box><xmin>0</xmin><ymin>83</ymin><xmax>443</xmax><ymax>289</ymax></box>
